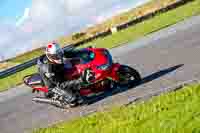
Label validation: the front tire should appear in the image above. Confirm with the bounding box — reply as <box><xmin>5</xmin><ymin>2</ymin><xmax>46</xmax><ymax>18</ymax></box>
<box><xmin>117</xmin><ymin>65</ymin><xmax>141</xmax><ymax>87</ymax></box>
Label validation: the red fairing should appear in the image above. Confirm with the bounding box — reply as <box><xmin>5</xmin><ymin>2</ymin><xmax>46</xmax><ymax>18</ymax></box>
<box><xmin>90</xmin><ymin>48</ymin><xmax>108</xmax><ymax>66</ymax></box>
<box><xmin>33</xmin><ymin>86</ymin><xmax>49</xmax><ymax>93</ymax></box>
<box><xmin>74</xmin><ymin>48</ymin><xmax>108</xmax><ymax>73</ymax></box>
<box><xmin>80</xmin><ymin>89</ymin><xmax>93</xmax><ymax>96</ymax></box>
<box><xmin>75</xmin><ymin>48</ymin><xmax>120</xmax><ymax>82</ymax></box>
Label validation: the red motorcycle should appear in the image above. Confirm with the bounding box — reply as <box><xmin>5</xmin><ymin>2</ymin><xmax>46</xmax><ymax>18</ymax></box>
<box><xmin>23</xmin><ymin>47</ymin><xmax>141</xmax><ymax>108</ymax></box>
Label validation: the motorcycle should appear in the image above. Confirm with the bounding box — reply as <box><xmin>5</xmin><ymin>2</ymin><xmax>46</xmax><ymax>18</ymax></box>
<box><xmin>23</xmin><ymin>47</ymin><xmax>142</xmax><ymax>108</ymax></box>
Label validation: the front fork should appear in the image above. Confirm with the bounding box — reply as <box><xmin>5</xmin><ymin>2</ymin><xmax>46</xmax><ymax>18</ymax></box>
<box><xmin>109</xmin><ymin>63</ymin><xmax>121</xmax><ymax>82</ymax></box>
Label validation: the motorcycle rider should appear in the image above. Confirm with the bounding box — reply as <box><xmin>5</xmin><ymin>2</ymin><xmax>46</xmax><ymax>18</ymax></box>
<box><xmin>37</xmin><ymin>41</ymin><xmax>86</xmax><ymax>107</ymax></box>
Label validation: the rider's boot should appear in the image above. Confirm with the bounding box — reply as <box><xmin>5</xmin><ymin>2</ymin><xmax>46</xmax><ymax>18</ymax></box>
<box><xmin>68</xmin><ymin>94</ymin><xmax>84</xmax><ymax>107</ymax></box>
<box><xmin>59</xmin><ymin>77</ymin><xmax>84</xmax><ymax>107</ymax></box>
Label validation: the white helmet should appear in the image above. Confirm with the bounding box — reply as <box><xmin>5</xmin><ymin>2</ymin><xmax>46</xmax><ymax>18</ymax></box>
<box><xmin>45</xmin><ymin>41</ymin><xmax>64</xmax><ymax>64</ymax></box>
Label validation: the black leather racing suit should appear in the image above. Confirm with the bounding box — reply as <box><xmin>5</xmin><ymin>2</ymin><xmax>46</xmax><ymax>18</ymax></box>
<box><xmin>37</xmin><ymin>55</ymin><xmax>82</xmax><ymax>104</ymax></box>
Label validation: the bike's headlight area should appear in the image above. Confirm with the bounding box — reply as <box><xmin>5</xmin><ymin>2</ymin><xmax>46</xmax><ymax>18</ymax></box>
<box><xmin>97</xmin><ymin>50</ymin><xmax>113</xmax><ymax>70</ymax></box>
<box><xmin>97</xmin><ymin>64</ymin><xmax>110</xmax><ymax>70</ymax></box>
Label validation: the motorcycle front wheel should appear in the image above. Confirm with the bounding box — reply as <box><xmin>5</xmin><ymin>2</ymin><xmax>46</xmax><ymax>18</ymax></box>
<box><xmin>117</xmin><ymin>65</ymin><xmax>141</xmax><ymax>87</ymax></box>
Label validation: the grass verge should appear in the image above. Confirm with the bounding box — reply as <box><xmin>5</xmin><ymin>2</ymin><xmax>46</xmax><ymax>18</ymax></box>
<box><xmin>33</xmin><ymin>83</ymin><xmax>200</xmax><ymax>133</ymax></box>
<box><xmin>0</xmin><ymin>0</ymin><xmax>200</xmax><ymax>92</ymax></box>
<box><xmin>7</xmin><ymin>48</ymin><xmax>44</xmax><ymax>63</ymax></box>
<box><xmin>0</xmin><ymin>66</ymin><xmax>37</xmax><ymax>92</ymax></box>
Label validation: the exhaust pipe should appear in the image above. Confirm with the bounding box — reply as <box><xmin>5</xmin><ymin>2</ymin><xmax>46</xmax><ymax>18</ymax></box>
<box><xmin>32</xmin><ymin>97</ymin><xmax>61</xmax><ymax>105</ymax></box>
<box><xmin>32</xmin><ymin>97</ymin><xmax>71</xmax><ymax>108</ymax></box>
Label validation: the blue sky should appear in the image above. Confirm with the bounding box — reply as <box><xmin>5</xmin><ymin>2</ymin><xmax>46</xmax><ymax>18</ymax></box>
<box><xmin>0</xmin><ymin>0</ymin><xmax>32</xmax><ymax>24</ymax></box>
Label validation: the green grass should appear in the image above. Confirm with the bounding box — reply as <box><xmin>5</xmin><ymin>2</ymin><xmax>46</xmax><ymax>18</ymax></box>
<box><xmin>0</xmin><ymin>0</ymin><xmax>200</xmax><ymax>92</ymax></box>
<box><xmin>8</xmin><ymin>50</ymin><xmax>43</xmax><ymax>63</ymax></box>
<box><xmin>7</xmin><ymin>48</ymin><xmax>44</xmax><ymax>63</ymax></box>
<box><xmin>33</xmin><ymin>83</ymin><xmax>200</xmax><ymax>133</ymax></box>
<box><xmin>0</xmin><ymin>66</ymin><xmax>37</xmax><ymax>92</ymax></box>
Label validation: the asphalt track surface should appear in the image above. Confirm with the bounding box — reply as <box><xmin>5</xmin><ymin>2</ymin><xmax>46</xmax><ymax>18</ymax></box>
<box><xmin>1</xmin><ymin>15</ymin><xmax>200</xmax><ymax>133</ymax></box>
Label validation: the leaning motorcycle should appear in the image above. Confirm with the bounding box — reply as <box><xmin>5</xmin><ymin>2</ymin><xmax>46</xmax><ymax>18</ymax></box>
<box><xmin>23</xmin><ymin>47</ymin><xmax>142</xmax><ymax>108</ymax></box>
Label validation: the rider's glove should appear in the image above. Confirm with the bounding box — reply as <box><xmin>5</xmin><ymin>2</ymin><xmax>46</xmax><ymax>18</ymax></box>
<box><xmin>44</xmin><ymin>72</ymin><xmax>55</xmax><ymax>78</ymax></box>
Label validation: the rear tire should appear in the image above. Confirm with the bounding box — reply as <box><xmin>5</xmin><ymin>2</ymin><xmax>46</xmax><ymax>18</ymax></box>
<box><xmin>117</xmin><ymin>65</ymin><xmax>141</xmax><ymax>87</ymax></box>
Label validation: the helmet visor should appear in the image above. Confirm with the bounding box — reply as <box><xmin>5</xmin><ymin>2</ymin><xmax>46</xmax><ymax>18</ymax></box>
<box><xmin>47</xmin><ymin>49</ymin><xmax>63</xmax><ymax>61</ymax></box>
<box><xmin>47</xmin><ymin>54</ymin><xmax>61</xmax><ymax>61</ymax></box>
